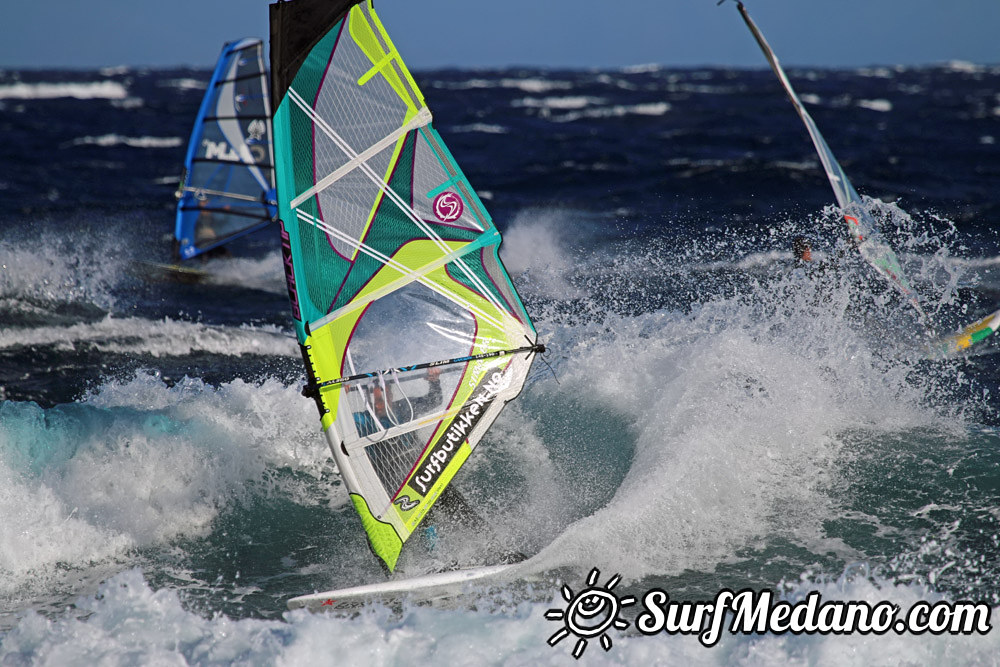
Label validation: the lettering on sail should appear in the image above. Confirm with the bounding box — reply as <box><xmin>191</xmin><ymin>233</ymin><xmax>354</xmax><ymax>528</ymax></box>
<box><xmin>279</xmin><ymin>221</ymin><xmax>301</xmax><ymax>320</ymax></box>
<box><xmin>406</xmin><ymin>370</ymin><xmax>511</xmax><ymax>496</ymax></box>
<box><xmin>465</xmin><ymin>339</ymin><xmax>492</xmax><ymax>389</ymax></box>
<box><xmin>203</xmin><ymin>139</ymin><xmax>242</xmax><ymax>162</ymax></box>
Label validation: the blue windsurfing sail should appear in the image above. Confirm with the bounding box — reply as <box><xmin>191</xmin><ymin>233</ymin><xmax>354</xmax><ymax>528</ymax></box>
<box><xmin>174</xmin><ymin>38</ymin><xmax>277</xmax><ymax>260</ymax></box>
<box><xmin>736</xmin><ymin>2</ymin><xmax>927</xmax><ymax>323</ymax></box>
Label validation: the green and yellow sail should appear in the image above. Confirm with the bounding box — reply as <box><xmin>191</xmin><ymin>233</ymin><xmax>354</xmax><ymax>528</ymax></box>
<box><xmin>269</xmin><ymin>0</ymin><xmax>539</xmax><ymax>571</ymax></box>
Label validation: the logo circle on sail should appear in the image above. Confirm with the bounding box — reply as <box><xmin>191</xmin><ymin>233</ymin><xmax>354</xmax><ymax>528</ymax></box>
<box><xmin>432</xmin><ymin>191</ymin><xmax>464</xmax><ymax>222</ymax></box>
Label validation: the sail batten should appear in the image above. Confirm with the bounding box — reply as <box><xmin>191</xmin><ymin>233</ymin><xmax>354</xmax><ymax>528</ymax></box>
<box><xmin>271</xmin><ymin>0</ymin><xmax>539</xmax><ymax>572</ymax></box>
<box><xmin>178</xmin><ymin>187</ymin><xmax>265</xmax><ymax>203</ymax></box>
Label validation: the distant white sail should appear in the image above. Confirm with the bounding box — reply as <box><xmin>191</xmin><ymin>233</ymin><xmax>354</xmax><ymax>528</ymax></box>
<box><xmin>736</xmin><ymin>2</ymin><xmax>926</xmax><ymax>322</ymax></box>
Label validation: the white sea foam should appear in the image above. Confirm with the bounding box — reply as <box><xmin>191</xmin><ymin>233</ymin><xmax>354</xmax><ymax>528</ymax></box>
<box><xmin>0</xmin><ymin>566</ymin><xmax>996</xmax><ymax>665</ymax></box>
<box><xmin>857</xmin><ymin>98</ymin><xmax>893</xmax><ymax>112</ymax></box>
<box><xmin>671</xmin><ymin>83</ymin><xmax>744</xmax><ymax>95</ymax></box>
<box><xmin>499</xmin><ymin>211</ymin><xmax>584</xmax><ymax>300</ymax></box>
<box><xmin>64</xmin><ymin>134</ymin><xmax>183</xmax><ymax>149</ymax></box>
<box><xmin>530</xmin><ymin>314</ymin><xmax>874</xmax><ymax>577</ymax></box>
<box><xmin>513</xmin><ymin>95</ymin><xmax>604</xmax><ymax>110</ymax></box>
<box><xmin>0</xmin><ymin>232</ymin><xmax>284</xmax><ymax>324</ymax></box>
<box><xmin>536</xmin><ymin>102</ymin><xmax>670</xmax><ymax>123</ymax></box>
<box><xmin>449</xmin><ymin>123</ymin><xmax>508</xmax><ymax>134</ymax></box>
<box><xmin>0</xmin><ymin>374</ymin><xmax>329</xmax><ymax>598</ymax></box>
<box><xmin>595</xmin><ymin>73</ymin><xmax>639</xmax><ymax>91</ymax></box>
<box><xmin>0</xmin><ymin>459</ymin><xmax>131</xmax><ymax>591</ymax></box>
<box><xmin>944</xmin><ymin>60</ymin><xmax>983</xmax><ymax>74</ymax></box>
<box><xmin>498</xmin><ymin>77</ymin><xmax>573</xmax><ymax>93</ymax></box>
<box><xmin>0</xmin><ymin>235</ymin><xmax>124</xmax><ymax>311</ymax></box>
<box><xmin>0</xmin><ymin>81</ymin><xmax>128</xmax><ymax>100</ymax></box>
<box><xmin>496</xmin><ymin>210</ymin><xmax>969</xmax><ymax>582</ymax></box>
<box><xmin>99</xmin><ymin>66</ymin><xmax>130</xmax><ymax>77</ymax></box>
<box><xmin>200</xmin><ymin>250</ymin><xmax>286</xmax><ymax>293</ymax></box>
<box><xmin>620</xmin><ymin>63</ymin><xmax>662</xmax><ymax>74</ymax></box>
<box><xmin>0</xmin><ymin>314</ymin><xmax>296</xmax><ymax>358</ymax></box>
<box><xmin>433</xmin><ymin>78</ymin><xmax>572</xmax><ymax>93</ymax></box>
<box><xmin>856</xmin><ymin>67</ymin><xmax>896</xmax><ymax>79</ymax></box>
<box><xmin>159</xmin><ymin>78</ymin><xmax>206</xmax><ymax>91</ymax></box>
<box><xmin>110</xmin><ymin>97</ymin><xmax>144</xmax><ymax>109</ymax></box>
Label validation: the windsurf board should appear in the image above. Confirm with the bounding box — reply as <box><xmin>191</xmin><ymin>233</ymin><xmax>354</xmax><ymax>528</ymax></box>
<box><xmin>128</xmin><ymin>260</ymin><xmax>211</xmax><ymax>285</ymax></box>
<box><xmin>287</xmin><ymin>563</ymin><xmax>516</xmax><ymax>612</ymax></box>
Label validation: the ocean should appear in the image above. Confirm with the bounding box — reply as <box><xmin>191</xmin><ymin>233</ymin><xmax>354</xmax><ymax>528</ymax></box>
<box><xmin>1</xmin><ymin>60</ymin><xmax>1000</xmax><ymax>664</ymax></box>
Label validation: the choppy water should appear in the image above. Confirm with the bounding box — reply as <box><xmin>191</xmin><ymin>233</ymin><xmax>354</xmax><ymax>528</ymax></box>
<box><xmin>1</xmin><ymin>61</ymin><xmax>1000</xmax><ymax>663</ymax></box>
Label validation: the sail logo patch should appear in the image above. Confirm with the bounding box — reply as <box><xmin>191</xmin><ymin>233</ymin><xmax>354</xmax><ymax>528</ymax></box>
<box><xmin>432</xmin><ymin>191</ymin><xmax>464</xmax><ymax>222</ymax></box>
<box><xmin>202</xmin><ymin>139</ymin><xmax>241</xmax><ymax>162</ymax></box>
<box><xmin>393</xmin><ymin>495</ymin><xmax>418</xmax><ymax>512</ymax></box>
<box><xmin>247</xmin><ymin>119</ymin><xmax>268</xmax><ymax>141</ymax></box>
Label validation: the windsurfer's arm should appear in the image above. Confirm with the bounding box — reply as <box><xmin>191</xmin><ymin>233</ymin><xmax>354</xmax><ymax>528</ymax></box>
<box><xmin>404</xmin><ymin>367</ymin><xmax>442</xmax><ymax>415</ymax></box>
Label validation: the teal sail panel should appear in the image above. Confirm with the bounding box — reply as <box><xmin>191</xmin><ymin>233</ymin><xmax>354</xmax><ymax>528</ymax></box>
<box><xmin>269</xmin><ymin>0</ymin><xmax>540</xmax><ymax>571</ymax></box>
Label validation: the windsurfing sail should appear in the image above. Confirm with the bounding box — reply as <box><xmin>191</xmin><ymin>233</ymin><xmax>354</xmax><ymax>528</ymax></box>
<box><xmin>269</xmin><ymin>0</ymin><xmax>542</xmax><ymax>572</ymax></box>
<box><xmin>927</xmin><ymin>306</ymin><xmax>1000</xmax><ymax>358</ymax></box>
<box><xmin>174</xmin><ymin>38</ymin><xmax>277</xmax><ymax>260</ymax></box>
<box><xmin>735</xmin><ymin>2</ymin><xmax>927</xmax><ymax>322</ymax></box>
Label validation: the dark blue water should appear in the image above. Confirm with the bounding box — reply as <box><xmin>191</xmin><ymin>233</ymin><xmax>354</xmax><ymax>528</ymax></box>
<box><xmin>1</xmin><ymin>63</ymin><xmax>999</xmax><ymax>663</ymax></box>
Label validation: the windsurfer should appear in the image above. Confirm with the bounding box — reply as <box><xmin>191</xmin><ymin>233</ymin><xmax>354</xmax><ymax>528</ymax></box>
<box><xmin>792</xmin><ymin>235</ymin><xmax>858</xmax><ymax>271</ymax></box>
<box><xmin>355</xmin><ymin>367</ymin><xmax>443</xmax><ymax>436</ymax></box>
<box><xmin>194</xmin><ymin>197</ymin><xmax>234</xmax><ymax>260</ymax></box>
<box><xmin>792</xmin><ymin>236</ymin><xmax>812</xmax><ymax>262</ymax></box>
<box><xmin>792</xmin><ymin>236</ymin><xmax>831</xmax><ymax>278</ymax></box>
